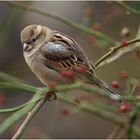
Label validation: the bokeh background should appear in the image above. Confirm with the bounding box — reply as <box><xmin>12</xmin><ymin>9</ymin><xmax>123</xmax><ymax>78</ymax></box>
<box><xmin>0</xmin><ymin>1</ymin><xmax>140</xmax><ymax>139</ymax></box>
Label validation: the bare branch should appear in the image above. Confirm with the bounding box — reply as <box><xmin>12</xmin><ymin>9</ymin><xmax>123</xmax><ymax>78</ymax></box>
<box><xmin>11</xmin><ymin>94</ymin><xmax>49</xmax><ymax>139</ymax></box>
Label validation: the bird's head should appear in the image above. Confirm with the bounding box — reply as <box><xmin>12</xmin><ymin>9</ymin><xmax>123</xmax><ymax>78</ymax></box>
<box><xmin>20</xmin><ymin>24</ymin><xmax>52</xmax><ymax>53</ymax></box>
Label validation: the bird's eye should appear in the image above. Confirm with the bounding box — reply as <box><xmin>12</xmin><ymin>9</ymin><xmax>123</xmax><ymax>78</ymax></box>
<box><xmin>31</xmin><ymin>38</ymin><xmax>36</xmax><ymax>43</ymax></box>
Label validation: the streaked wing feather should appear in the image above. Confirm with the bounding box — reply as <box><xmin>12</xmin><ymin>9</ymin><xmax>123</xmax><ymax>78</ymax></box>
<box><xmin>40</xmin><ymin>42</ymin><xmax>87</xmax><ymax>71</ymax></box>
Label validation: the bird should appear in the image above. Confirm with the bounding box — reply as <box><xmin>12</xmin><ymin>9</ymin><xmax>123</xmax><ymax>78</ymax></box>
<box><xmin>20</xmin><ymin>24</ymin><xmax>122</xmax><ymax>103</ymax></box>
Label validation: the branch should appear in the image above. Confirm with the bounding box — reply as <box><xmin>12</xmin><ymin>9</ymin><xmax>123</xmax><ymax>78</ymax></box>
<box><xmin>127</xmin><ymin>101</ymin><xmax>140</xmax><ymax>139</ymax></box>
<box><xmin>0</xmin><ymin>91</ymin><xmax>42</xmax><ymax>135</ymax></box>
<box><xmin>0</xmin><ymin>71</ymin><xmax>25</xmax><ymax>83</ymax></box>
<box><xmin>116</xmin><ymin>1</ymin><xmax>140</xmax><ymax>16</ymax></box>
<box><xmin>107</xmin><ymin>125</ymin><xmax>123</xmax><ymax>139</ymax></box>
<box><xmin>11</xmin><ymin>94</ymin><xmax>48</xmax><ymax>139</ymax></box>
<box><xmin>0</xmin><ymin>82</ymin><xmax>37</xmax><ymax>93</ymax></box>
<box><xmin>94</xmin><ymin>38</ymin><xmax>140</xmax><ymax>68</ymax></box>
<box><xmin>117</xmin><ymin>129</ymin><xmax>126</xmax><ymax>139</ymax></box>
<box><xmin>5</xmin><ymin>2</ymin><xmax>116</xmax><ymax>45</ymax></box>
<box><xmin>0</xmin><ymin>72</ymin><xmax>140</xmax><ymax>137</ymax></box>
<box><xmin>0</xmin><ymin>96</ymin><xmax>42</xmax><ymax>113</ymax></box>
<box><xmin>0</xmin><ymin>81</ymin><xmax>140</xmax><ymax>137</ymax></box>
<box><xmin>0</xmin><ymin>79</ymin><xmax>139</xmax><ymax>102</ymax></box>
<box><xmin>58</xmin><ymin>92</ymin><xmax>140</xmax><ymax>138</ymax></box>
<box><xmin>96</xmin><ymin>24</ymin><xmax>140</xmax><ymax>67</ymax></box>
<box><xmin>0</xmin><ymin>80</ymin><xmax>138</xmax><ymax>102</ymax></box>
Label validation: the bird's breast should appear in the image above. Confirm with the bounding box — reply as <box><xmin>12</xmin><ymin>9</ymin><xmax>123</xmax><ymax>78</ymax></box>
<box><xmin>27</xmin><ymin>55</ymin><xmax>74</xmax><ymax>86</ymax></box>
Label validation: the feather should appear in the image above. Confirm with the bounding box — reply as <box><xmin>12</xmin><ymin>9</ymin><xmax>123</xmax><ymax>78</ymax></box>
<box><xmin>40</xmin><ymin>32</ymin><xmax>91</xmax><ymax>72</ymax></box>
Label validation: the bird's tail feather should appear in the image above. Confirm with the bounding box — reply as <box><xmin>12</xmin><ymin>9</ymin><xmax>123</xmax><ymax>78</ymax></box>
<box><xmin>88</xmin><ymin>74</ymin><xmax>123</xmax><ymax>103</ymax></box>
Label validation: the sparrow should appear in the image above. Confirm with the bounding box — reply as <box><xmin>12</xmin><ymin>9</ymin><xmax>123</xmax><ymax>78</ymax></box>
<box><xmin>20</xmin><ymin>24</ymin><xmax>122</xmax><ymax>102</ymax></box>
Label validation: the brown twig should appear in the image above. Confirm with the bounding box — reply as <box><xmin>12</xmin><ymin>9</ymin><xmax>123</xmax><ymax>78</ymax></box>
<box><xmin>106</xmin><ymin>125</ymin><xmax>122</xmax><ymax>139</ymax></box>
<box><xmin>117</xmin><ymin>128</ymin><xmax>126</xmax><ymax>139</ymax></box>
<box><xmin>11</xmin><ymin>93</ymin><xmax>49</xmax><ymax>139</ymax></box>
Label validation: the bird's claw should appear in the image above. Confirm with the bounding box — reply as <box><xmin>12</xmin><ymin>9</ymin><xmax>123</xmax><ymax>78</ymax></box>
<box><xmin>44</xmin><ymin>92</ymin><xmax>57</xmax><ymax>101</ymax></box>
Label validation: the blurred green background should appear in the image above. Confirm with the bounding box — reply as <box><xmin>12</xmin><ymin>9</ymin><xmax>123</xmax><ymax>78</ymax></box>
<box><xmin>0</xmin><ymin>1</ymin><xmax>140</xmax><ymax>139</ymax></box>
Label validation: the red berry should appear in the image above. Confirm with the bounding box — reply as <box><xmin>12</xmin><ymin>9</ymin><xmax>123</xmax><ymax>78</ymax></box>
<box><xmin>87</xmin><ymin>35</ymin><xmax>96</xmax><ymax>44</ymax></box>
<box><xmin>83</xmin><ymin>8</ymin><xmax>92</xmax><ymax>17</ymax></box>
<box><xmin>111</xmin><ymin>81</ymin><xmax>120</xmax><ymax>88</ymax></box>
<box><xmin>48</xmin><ymin>82</ymin><xmax>57</xmax><ymax>90</ymax></box>
<box><xmin>91</xmin><ymin>22</ymin><xmax>101</xmax><ymax>30</ymax></box>
<box><xmin>120</xmin><ymin>70</ymin><xmax>129</xmax><ymax>79</ymax></box>
<box><xmin>120</xmin><ymin>39</ymin><xmax>128</xmax><ymax>47</ymax></box>
<box><xmin>78</xmin><ymin>64</ymin><xmax>89</xmax><ymax>73</ymax></box>
<box><xmin>0</xmin><ymin>94</ymin><xmax>6</xmax><ymax>105</ymax></box>
<box><xmin>119</xmin><ymin>103</ymin><xmax>131</xmax><ymax>113</ymax></box>
<box><xmin>59</xmin><ymin>70</ymin><xmax>74</xmax><ymax>79</ymax></box>
<box><xmin>61</xmin><ymin>107</ymin><xmax>70</xmax><ymax>116</ymax></box>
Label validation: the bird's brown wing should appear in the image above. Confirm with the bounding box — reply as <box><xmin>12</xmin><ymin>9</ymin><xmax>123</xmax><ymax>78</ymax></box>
<box><xmin>40</xmin><ymin>41</ymin><xmax>92</xmax><ymax>72</ymax></box>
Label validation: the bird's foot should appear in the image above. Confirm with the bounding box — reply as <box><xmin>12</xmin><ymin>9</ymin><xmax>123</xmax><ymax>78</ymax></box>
<box><xmin>44</xmin><ymin>92</ymin><xmax>57</xmax><ymax>101</ymax></box>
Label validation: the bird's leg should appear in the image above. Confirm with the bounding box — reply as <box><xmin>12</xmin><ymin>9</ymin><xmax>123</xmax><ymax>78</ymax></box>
<box><xmin>44</xmin><ymin>91</ymin><xmax>57</xmax><ymax>101</ymax></box>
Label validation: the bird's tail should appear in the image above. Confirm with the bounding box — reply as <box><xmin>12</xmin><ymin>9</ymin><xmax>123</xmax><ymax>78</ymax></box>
<box><xmin>87</xmin><ymin>73</ymin><xmax>123</xmax><ymax>103</ymax></box>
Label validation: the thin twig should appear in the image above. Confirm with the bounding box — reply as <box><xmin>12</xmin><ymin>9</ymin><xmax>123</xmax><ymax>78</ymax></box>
<box><xmin>0</xmin><ymin>91</ymin><xmax>42</xmax><ymax>135</ymax></box>
<box><xmin>0</xmin><ymin>78</ymin><xmax>140</xmax><ymax>137</ymax></box>
<box><xmin>117</xmin><ymin>128</ymin><xmax>126</xmax><ymax>139</ymax></box>
<box><xmin>11</xmin><ymin>94</ymin><xmax>48</xmax><ymax>139</ymax></box>
<box><xmin>106</xmin><ymin>125</ymin><xmax>122</xmax><ymax>139</ymax></box>
<box><xmin>0</xmin><ymin>80</ymin><xmax>139</xmax><ymax>102</ymax></box>
<box><xmin>58</xmin><ymin>92</ymin><xmax>140</xmax><ymax>138</ymax></box>
<box><xmin>98</xmin><ymin>24</ymin><xmax>140</xmax><ymax>67</ymax></box>
<box><xmin>0</xmin><ymin>72</ymin><xmax>140</xmax><ymax>137</ymax></box>
<box><xmin>116</xmin><ymin>1</ymin><xmax>140</xmax><ymax>16</ymax></box>
<box><xmin>127</xmin><ymin>101</ymin><xmax>140</xmax><ymax>139</ymax></box>
<box><xmin>0</xmin><ymin>96</ymin><xmax>43</xmax><ymax>113</ymax></box>
<box><xmin>94</xmin><ymin>38</ymin><xmax>140</xmax><ymax>68</ymax></box>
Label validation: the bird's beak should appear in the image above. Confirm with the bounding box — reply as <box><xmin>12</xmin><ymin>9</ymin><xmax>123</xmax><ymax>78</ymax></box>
<box><xmin>23</xmin><ymin>43</ymin><xmax>29</xmax><ymax>51</ymax></box>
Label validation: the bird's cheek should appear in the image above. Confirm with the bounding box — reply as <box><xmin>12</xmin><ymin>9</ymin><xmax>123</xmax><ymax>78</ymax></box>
<box><xmin>33</xmin><ymin>41</ymin><xmax>43</xmax><ymax>48</ymax></box>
